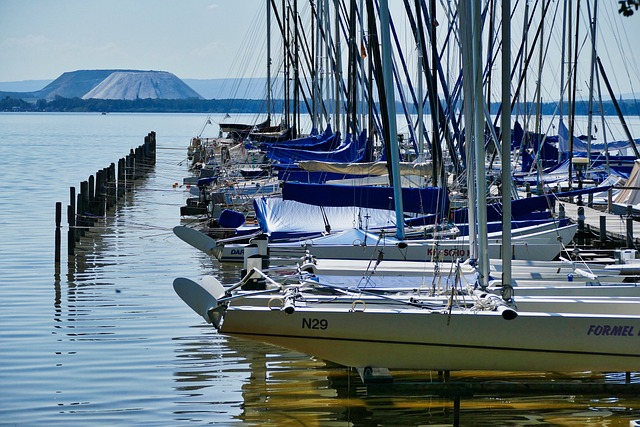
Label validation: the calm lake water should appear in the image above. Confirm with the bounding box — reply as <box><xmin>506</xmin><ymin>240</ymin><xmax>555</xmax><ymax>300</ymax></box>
<box><xmin>1</xmin><ymin>112</ymin><xmax>640</xmax><ymax>426</ymax></box>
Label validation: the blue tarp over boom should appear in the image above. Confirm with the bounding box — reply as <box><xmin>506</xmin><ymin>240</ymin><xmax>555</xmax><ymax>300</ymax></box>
<box><xmin>282</xmin><ymin>182</ymin><xmax>449</xmax><ymax>215</ymax></box>
<box><xmin>451</xmin><ymin>187</ymin><xmax>611</xmax><ymax>223</ymax></box>
<box><xmin>266</xmin><ymin>131</ymin><xmax>367</xmax><ymax>164</ymax></box>
<box><xmin>260</xmin><ymin>125</ymin><xmax>338</xmax><ymax>151</ymax></box>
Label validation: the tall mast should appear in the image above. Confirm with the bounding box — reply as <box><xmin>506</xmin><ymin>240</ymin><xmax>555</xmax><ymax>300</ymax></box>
<box><xmin>430</xmin><ymin>0</ymin><xmax>441</xmax><ymax>186</ymax></box>
<box><xmin>293</xmin><ymin>0</ymin><xmax>299</xmax><ymax>137</ymax></box>
<box><xmin>312</xmin><ymin>0</ymin><xmax>318</xmax><ymax>131</ymax></box>
<box><xmin>535</xmin><ymin>0</ymin><xmax>544</xmax><ymax>194</ymax></box>
<box><xmin>460</xmin><ymin>0</ymin><xmax>477</xmax><ymax>260</ymax></box>
<box><xmin>501</xmin><ymin>0</ymin><xmax>513</xmax><ymax>290</ymax></box>
<box><xmin>267</xmin><ymin>0</ymin><xmax>272</xmax><ymax>121</ymax></box>
<box><xmin>379</xmin><ymin>0</ymin><xmax>404</xmax><ymax>240</ymax></box>
<box><xmin>586</xmin><ymin>0</ymin><xmax>598</xmax><ymax>167</ymax></box>
<box><xmin>325</xmin><ymin>0</ymin><xmax>332</xmax><ymax>128</ymax></box>
<box><xmin>334</xmin><ymin>0</ymin><xmax>342</xmax><ymax>134</ymax></box>
<box><xmin>472</xmin><ymin>0</ymin><xmax>489</xmax><ymax>288</ymax></box>
<box><xmin>415</xmin><ymin>1</ymin><xmax>424</xmax><ymax>163</ymax></box>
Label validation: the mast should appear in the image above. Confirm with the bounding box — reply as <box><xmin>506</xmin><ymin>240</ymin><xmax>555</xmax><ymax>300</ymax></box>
<box><xmin>534</xmin><ymin>1</ymin><xmax>544</xmax><ymax>194</ymax></box>
<box><xmin>570</xmin><ymin>0</ymin><xmax>582</xmax><ymax>182</ymax></box>
<box><xmin>501</xmin><ymin>0</ymin><xmax>513</xmax><ymax>289</ymax></box>
<box><xmin>283</xmin><ymin>0</ymin><xmax>290</xmax><ymax>129</ymax></box>
<box><xmin>595</xmin><ymin>66</ymin><xmax>610</xmax><ymax>173</ymax></box>
<box><xmin>312</xmin><ymin>0</ymin><xmax>318</xmax><ymax>131</ymax></box>
<box><xmin>430</xmin><ymin>0</ymin><xmax>442</xmax><ymax>187</ymax></box>
<box><xmin>379</xmin><ymin>0</ymin><xmax>405</xmax><ymax>240</ymax></box>
<box><xmin>558</xmin><ymin>0</ymin><xmax>567</xmax><ymax>162</ymax></box>
<box><xmin>459</xmin><ymin>0</ymin><xmax>477</xmax><ymax>260</ymax></box>
<box><xmin>415</xmin><ymin>0</ymin><xmax>425</xmax><ymax>163</ymax></box>
<box><xmin>359</xmin><ymin>0</ymin><xmax>366</xmax><ymax>138</ymax></box>
<box><xmin>267</xmin><ymin>0</ymin><xmax>272</xmax><ymax>121</ymax></box>
<box><xmin>348</xmin><ymin>0</ymin><xmax>358</xmax><ymax>136</ymax></box>
<box><xmin>472</xmin><ymin>0</ymin><xmax>489</xmax><ymax>288</ymax></box>
<box><xmin>586</xmin><ymin>0</ymin><xmax>598</xmax><ymax>167</ymax></box>
<box><xmin>334</xmin><ymin>0</ymin><xmax>342</xmax><ymax>134</ymax></box>
<box><xmin>293</xmin><ymin>0</ymin><xmax>299</xmax><ymax>137</ymax></box>
<box><xmin>597</xmin><ymin>57</ymin><xmax>640</xmax><ymax>157</ymax></box>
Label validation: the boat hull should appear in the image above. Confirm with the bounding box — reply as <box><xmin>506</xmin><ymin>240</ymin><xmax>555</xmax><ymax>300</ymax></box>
<box><xmin>217</xmin><ymin>224</ymin><xmax>577</xmax><ymax>262</ymax></box>
<box><xmin>220</xmin><ymin>305</ymin><xmax>640</xmax><ymax>372</ymax></box>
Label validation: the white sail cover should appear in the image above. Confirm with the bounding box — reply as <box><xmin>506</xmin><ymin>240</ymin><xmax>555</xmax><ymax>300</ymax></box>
<box><xmin>253</xmin><ymin>197</ymin><xmax>402</xmax><ymax>238</ymax></box>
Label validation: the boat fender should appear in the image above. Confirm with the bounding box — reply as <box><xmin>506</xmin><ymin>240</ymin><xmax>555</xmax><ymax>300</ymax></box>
<box><xmin>268</xmin><ymin>297</ymin><xmax>284</xmax><ymax>311</ymax></box>
<box><xmin>283</xmin><ymin>297</ymin><xmax>296</xmax><ymax>314</ymax></box>
<box><xmin>497</xmin><ymin>305</ymin><xmax>518</xmax><ymax>321</ymax></box>
<box><xmin>574</xmin><ymin>268</ymin><xmax>598</xmax><ymax>281</ymax></box>
<box><xmin>299</xmin><ymin>263</ymin><xmax>317</xmax><ymax>274</ymax></box>
<box><xmin>281</xmin><ymin>287</ymin><xmax>298</xmax><ymax>314</ymax></box>
<box><xmin>351</xmin><ymin>300</ymin><xmax>366</xmax><ymax>312</ymax></box>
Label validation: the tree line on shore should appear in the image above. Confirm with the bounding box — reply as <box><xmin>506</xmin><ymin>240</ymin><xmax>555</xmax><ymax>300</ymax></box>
<box><xmin>2</xmin><ymin>94</ymin><xmax>640</xmax><ymax>117</ymax></box>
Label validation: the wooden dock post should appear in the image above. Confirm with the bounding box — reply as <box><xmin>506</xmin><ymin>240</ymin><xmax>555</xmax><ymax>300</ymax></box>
<box><xmin>599</xmin><ymin>216</ymin><xmax>607</xmax><ymax>247</ymax></box>
<box><xmin>79</xmin><ymin>180</ymin><xmax>89</xmax><ymax>234</ymax></box>
<box><xmin>67</xmin><ymin>186</ymin><xmax>76</xmax><ymax>256</ymax></box>
<box><xmin>55</xmin><ymin>202</ymin><xmax>62</xmax><ymax>263</ymax></box>
<box><xmin>577</xmin><ymin>207</ymin><xmax>585</xmax><ymax>246</ymax></box>
<box><xmin>69</xmin><ymin>186</ymin><xmax>76</xmax><ymax>242</ymax></box>
<box><xmin>88</xmin><ymin>174</ymin><xmax>96</xmax><ymax>219</ymax></box>
<box><xmin>627</xmin><ymin>205</ymin><xmax>634</xmax><ymax>248</ymax></box>
<box><xmin>117</xmin><ymin>158</ymin><xmax>125</xmax><ymax>199</ymax></box>
<box><xmin>107</xmin><ymin>163</ymin><xmax>116</xmax><ymax>209</ymax></box>
<box><xmin>135</xmin><ymin>146</ymin><xmax>143</xmax><ymax>179</ymax></box>
<box><xmin>60</xmin><ymin>131</ymin><xmax>156</xmax><ymax>264</ymax></box>
<box><xmin>608</xmin><ymin>188</ymin><xmax>613</xmax><ymax>213</ymax></box>
<box><xmin>99</xmin><ymin>169</ymin><xmax>108</xmax><ymax>216</ymax></box>
<box><xmin>453</xmin><ymin>395</ymin><xmax>461</xmax><ymax>427</ymax></box>
<box><xmin>76</xmin><ymin>191</ymin><xmax>84</xmax><ymax>239</ymax></box>
<box><xmin>126</xmin><ymin>149</ymin><xmax>135</xmax><ymax>189</ymax></box>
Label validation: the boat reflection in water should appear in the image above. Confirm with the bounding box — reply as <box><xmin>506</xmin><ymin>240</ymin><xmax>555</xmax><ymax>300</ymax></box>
<box><xmin>172</xmin><ymin>330</ymin><xmax>640</xmax><ymax>425</ymax></box>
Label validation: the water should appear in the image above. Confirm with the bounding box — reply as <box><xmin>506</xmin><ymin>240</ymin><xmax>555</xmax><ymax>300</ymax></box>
<box><xmin>1</xmin><ymin>112</ymin><xmax>640</xmax><ymax>426</ymax></box>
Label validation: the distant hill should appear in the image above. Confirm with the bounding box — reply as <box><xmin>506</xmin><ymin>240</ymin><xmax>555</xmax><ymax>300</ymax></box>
<box><xmin>0</xmin><ymin>69</ymin><xmax>202</xmax><ymax>101</ymax></box>
<box><xmin>0</xmin><ymin>76</ymin><xmax>280</xmax><ymax>101</ymax></box>
<box><xmin>83</xmin><ymin>71</ymin><xmax>201</xmax><ymax>100</ymax></box>
<box><xmin>39</xmin><ymin>69</ymin><xmax>124</xmax><ymax>99</ymax></box>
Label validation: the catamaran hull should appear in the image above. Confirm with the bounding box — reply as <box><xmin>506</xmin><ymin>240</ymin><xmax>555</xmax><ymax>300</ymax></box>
<box><xmin>219</xmin><ymin>305</ymin><xmax>640</xmax><ymax>372</ymax></box>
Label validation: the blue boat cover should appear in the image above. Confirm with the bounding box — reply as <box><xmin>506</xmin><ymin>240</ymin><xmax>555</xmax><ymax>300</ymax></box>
<box><xmin>266</xmin><ymin>131</ymin><xmax>367</xmax><ymax>164</ymax></box>
<box><xmin>282</xmin><ymin>182</ymin><xmax>449</xmax><ymax>215</ymax></box>
<box><xmin>260</xmin><ymin>125</ymin><xmax>338</xmax><ymax>151</ymax></box>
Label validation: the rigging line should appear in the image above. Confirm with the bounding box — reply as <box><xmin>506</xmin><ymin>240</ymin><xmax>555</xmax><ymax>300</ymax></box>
<box><xmin>599</xmin><ymin>3</ymin><xmax>640</xmax><ymax>118</ymax></box>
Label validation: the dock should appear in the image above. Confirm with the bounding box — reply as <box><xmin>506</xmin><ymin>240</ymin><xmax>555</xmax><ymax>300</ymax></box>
<box><xmin>561</xmin><ymin>201</ymin><xmax>640</xmax><ymax>250</ymax></box>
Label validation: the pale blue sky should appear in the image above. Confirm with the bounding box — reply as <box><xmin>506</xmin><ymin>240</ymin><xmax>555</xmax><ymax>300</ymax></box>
<box><xmin>1</xmin><ymin>0</ymin><xmax>639</xmax><ymax>100</ymax></box>
<box><xmin>0</xmin><ymin>0</ymin><xmax>268</xmax><ymax>81</ymax></box>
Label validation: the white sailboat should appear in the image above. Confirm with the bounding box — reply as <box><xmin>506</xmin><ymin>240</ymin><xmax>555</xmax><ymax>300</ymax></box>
<box><xmin>173</xmin><ymin>1</ymin><xmax>640</xmax><ymax>374</ymax></box>
<box><xmin>214</xmin><ymin>221</ymin><xmax>577</xmax><ymax>262</ymax></box>
<box><xmin>172</xmin><ymin>270</ymin><xmax>640</xmax><ymax>372</ymax></box>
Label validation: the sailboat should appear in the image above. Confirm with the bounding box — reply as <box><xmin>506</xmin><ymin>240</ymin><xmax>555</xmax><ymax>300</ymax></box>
<box><xmin>173</xmin><ymin>0</ymin><xmax>640</xmax><ymax>373</ymax></box>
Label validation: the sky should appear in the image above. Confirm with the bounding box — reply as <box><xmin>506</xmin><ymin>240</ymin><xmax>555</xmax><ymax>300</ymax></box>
<box><xmin>1</xmin><ymin>0</ymin><xmax>639</xmax><ymax>100</ymax></box>
<box><xmin>0</xmin><ymin>0</ymin><xmax>270</xmax><ymax>82</ymax></box>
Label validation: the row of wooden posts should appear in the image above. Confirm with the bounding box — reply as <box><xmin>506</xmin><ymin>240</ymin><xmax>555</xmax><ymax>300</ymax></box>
<box><xmin>55</xmin><ymin>132</ymin><xmax>157</xmax><ymax>262</ymax></box>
